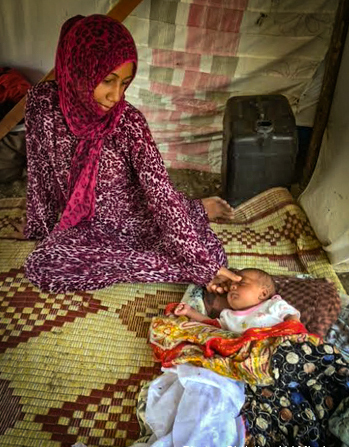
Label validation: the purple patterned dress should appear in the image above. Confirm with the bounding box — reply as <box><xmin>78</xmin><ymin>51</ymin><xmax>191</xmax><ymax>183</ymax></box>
<box><xmin>24</xmin><ymin>82</ymin><xmax>227</xmax><ymax>292</ymax></box>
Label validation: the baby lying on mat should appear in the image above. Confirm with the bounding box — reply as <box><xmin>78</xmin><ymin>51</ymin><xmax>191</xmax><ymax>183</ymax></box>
<box><xmin>175</xmin><ymin>268</ymin><xmax>300</xmax><ymax>333</ymax></box>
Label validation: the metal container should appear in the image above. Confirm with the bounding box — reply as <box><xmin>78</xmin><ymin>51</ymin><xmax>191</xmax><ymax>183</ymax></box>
<box><xmin>222</xmin><ymin>94</ymin><xmax>298</xmax><ymax>206</ymax></box>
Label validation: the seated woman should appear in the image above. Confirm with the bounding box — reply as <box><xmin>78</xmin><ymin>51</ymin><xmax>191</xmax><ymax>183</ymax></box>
<box><xmin>23</xmin><ymin>14</ymin><xmax>240</xmax><ymax>293</ymax></box>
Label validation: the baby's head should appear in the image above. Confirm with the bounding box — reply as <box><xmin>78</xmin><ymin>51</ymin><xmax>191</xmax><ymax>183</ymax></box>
<box><xmin>227</xmin><ymin>268</ymin><xmax>276</xmax><ymax>311</ymax></box>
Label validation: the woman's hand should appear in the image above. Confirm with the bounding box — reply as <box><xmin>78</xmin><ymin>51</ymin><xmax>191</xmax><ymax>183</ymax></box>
<box><xmin>206</xmin><ymin>266</ymin><xmax>242</xmax><ymax>294</ymax></box>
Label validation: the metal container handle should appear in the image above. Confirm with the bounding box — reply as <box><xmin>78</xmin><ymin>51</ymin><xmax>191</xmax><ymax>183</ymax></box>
<box><xmin>255</xmin><ymin>119</ymin><xmax>274</xmax><ymax>134</ymax></box>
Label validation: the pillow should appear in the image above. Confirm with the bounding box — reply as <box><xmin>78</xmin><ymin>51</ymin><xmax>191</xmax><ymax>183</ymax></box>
<box><xmin>204</xmin><ymin>276</ymin><xmax>341</xmax><ymax>337</ymax></box>
<box><xmin>273</xmin><ymin>275</ymin><xmax>341</xmax><ymax>337</ymax></box>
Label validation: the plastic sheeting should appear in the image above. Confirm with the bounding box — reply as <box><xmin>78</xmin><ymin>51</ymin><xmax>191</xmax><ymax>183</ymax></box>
<box><xmin>0</xmin><ymin>0</ymin><xmax>114</xmax><ymax>83</ymax></box>
<box><xmin>0</xmin><ymin>0</ymin><xmax>339</xmax><ymax>172</ymax></box>
<box><xmin>299</xmin><ymin>32</ymin><xmax>349</xmax><ymax>271</ymax></box>
<box><xmin>123</xmin><ymin>0</ymin><xmax>338</xmax><ymax>171</ymax></box>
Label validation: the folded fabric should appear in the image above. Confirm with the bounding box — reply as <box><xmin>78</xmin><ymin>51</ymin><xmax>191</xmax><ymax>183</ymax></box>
<box><xmin>150</xmin><ymin>314</ymin><xmax>319</xmax><ymax>385</ymax></box>
<box><xmin>131</xmin><ymin>364</ymin><xmax>245</xmax><ymax>447</ymax></box>
<box><xmin>243</xmin><ymin>340</ymin><xmax>349</xmax><ymax>446</ymax></box>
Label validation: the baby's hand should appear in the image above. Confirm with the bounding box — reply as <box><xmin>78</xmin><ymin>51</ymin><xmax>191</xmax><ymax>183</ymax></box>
<box><xmin>174</xmin><ymin>303</ymin><xmax>192</xmax><ymax>316</ymax></box>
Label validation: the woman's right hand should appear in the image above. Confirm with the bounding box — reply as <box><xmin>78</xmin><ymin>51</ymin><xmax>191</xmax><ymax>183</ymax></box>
<box><xmin>206</xmin><ymin>266</ymin><xmax>242</xmax><ymax>294</ymax></box>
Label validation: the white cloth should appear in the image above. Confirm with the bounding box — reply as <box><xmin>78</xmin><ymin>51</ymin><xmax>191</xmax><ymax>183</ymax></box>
<box><xmin>181</xmin><ymin>283</ymin><xmax>207</xmax><ymax>315</ymax></box>
<box><xmin>219</xmin><ymin>295</ymin><xmax>300</xmax><ymax>333</ymax></box>
<box><xmin>299</xmin><ymin>33</ymin><xmax>349</xmax><ymax>270</ymax></box>
<box><xmin>132</xmin><ymin>364</ymin><xmax>246</xmax><ymax>447</ymax></box>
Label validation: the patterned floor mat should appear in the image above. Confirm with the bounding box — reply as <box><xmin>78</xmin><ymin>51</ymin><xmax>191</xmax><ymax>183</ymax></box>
<box><xmin>0</xmin><ymin>187</ymin><xmax>344</xmax><ymax>447</ymax></box>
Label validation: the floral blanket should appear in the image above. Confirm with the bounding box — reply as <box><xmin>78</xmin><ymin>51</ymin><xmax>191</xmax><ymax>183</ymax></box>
<box><xmin>150</xmin><ymin>307</ymin><xmax>320</xmax><ymax>386</ymax></box>
<box><xmin>243</xmin><ymin>340</ymin><xmax>349</xmax><ymax>446</ymax></box>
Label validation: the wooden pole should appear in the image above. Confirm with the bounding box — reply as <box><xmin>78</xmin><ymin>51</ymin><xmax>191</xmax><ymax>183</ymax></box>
<box><xmin>300</xmin><ymin>0</ymin><xmax>349</xmax><ymax>189</ymax></box>
<box><xmin>0</xmin><ymin>0</ymin><xmax>143</xmax><ymax>141</ymax></box>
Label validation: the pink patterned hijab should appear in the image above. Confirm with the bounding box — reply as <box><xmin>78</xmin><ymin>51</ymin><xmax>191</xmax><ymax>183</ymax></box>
<box><xmin>54</xmin><ymin>14</ymin><xmax>137</xmax><ymax>230</ymax></box>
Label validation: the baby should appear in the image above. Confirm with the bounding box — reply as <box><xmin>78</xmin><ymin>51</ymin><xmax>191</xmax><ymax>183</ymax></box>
<box><xmin>175</xmin><ymin>268</ymin><xmax>300</xmax><ymax>333</ymax></box>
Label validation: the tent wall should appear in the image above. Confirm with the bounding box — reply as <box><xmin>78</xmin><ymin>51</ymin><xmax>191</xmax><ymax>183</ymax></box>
<box><xmin>299</xmin><ymin>30</ymin><xmax>349</xmax><ymax>271</ymax></box>
<box><xmin>0</xmin><ymin>0</ymin><xmax>113</xmax><ymax>83</ymax></box>
<box><xmin>0</xmin><ymin>0</ymin><xmax>339</xmax><ymax>173</ymax></box>
<box><xmin>122</xmin><ymin>0</ymin><xmax>338</xmax><ymax>172</ymax></box>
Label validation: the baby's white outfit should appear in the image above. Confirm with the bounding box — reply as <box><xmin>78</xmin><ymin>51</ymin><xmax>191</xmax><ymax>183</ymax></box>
<box><xmin>219</xmin><ymin>294</ymin><xmax>300</xmax><ymax>334</ymax></box>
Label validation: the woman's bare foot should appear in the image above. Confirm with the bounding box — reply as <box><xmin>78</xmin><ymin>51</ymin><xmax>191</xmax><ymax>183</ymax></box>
<box><xmin>202</xmin><ymin>196</ymin><xmax>234</xmax><ymax>223</ymax></box>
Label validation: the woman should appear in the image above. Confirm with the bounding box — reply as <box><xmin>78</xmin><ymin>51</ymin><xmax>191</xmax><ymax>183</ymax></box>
<box><xmin>24</xmin><ymin>14</ymin><xmax>240</xmax><ymax>293</ymax></box>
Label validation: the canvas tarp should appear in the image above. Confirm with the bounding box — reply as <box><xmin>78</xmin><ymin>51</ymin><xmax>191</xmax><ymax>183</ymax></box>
<box><xmin>0</xmin><ymin>0</ymin><xmax>338</xmax><ymax>172</ymax></box>
<box><xmin>123</xmin><ymin>0</ymin><xmax>338</xmax><ymax>171</ymax></box>
<box><xmin>299</xmin><ymin>30</ymin><xmax>349</xmax><ymax>271</ymax></box>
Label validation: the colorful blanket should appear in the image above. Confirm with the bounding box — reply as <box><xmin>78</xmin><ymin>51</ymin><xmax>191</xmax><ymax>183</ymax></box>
<box><xmin>243</xmin><ymin>339</ymin><xmax>349</xmax><ymax>447</ymax></box>
<box><xmin>150</xmin><ymin>312</ymin><xmax>318</xmax><ymax>385</ymax></box>
<box><xmin>145</xmin><ymin>313</ymin><xmax>349</xmax><ymax>447</ymax></box>
<box><xmin>0</xmin><ymin>187</ymin><xmax>346</xmax><ymax>447</ymax></box>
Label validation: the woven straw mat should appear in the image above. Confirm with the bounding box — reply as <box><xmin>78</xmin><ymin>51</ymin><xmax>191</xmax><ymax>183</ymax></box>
<box><xmin>0</xmin><ymin>187</ymin><xmax>344</xmax><ymax>447</ymax></box>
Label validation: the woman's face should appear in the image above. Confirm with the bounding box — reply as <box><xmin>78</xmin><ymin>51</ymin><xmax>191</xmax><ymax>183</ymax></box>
<box><xmin>93</xmin><ymin>61</ymin><xmax>134</xmax><ymax>112</ymax></box>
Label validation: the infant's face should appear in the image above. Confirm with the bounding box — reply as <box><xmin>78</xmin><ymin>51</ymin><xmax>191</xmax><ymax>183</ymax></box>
<box><xmin>226</xmin><ymin>270</ymin><xmax>265</xmax><ymax>311</ymax></box>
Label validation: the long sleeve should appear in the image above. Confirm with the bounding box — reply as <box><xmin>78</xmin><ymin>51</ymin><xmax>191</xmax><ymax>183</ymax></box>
<box><xmin>127</xmin><ymin>109</ymin><xmax>223</xmax><ymax>285</ymax></box>
<box><xmin>24</xmin><ymin>100</ymin><xmax>227</xmax><ymax>292</ymax></box>
<box><xmin>24</xmin><ymin>85</ymin><xmax>60</xmax><ymax>240</ymax></box>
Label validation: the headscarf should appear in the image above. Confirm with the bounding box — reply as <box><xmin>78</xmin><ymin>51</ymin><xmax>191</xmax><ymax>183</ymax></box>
<box><xmin>54</xmin><ymin>14</ymin><xmax>137</xmax><ymax>230</ymax></box>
